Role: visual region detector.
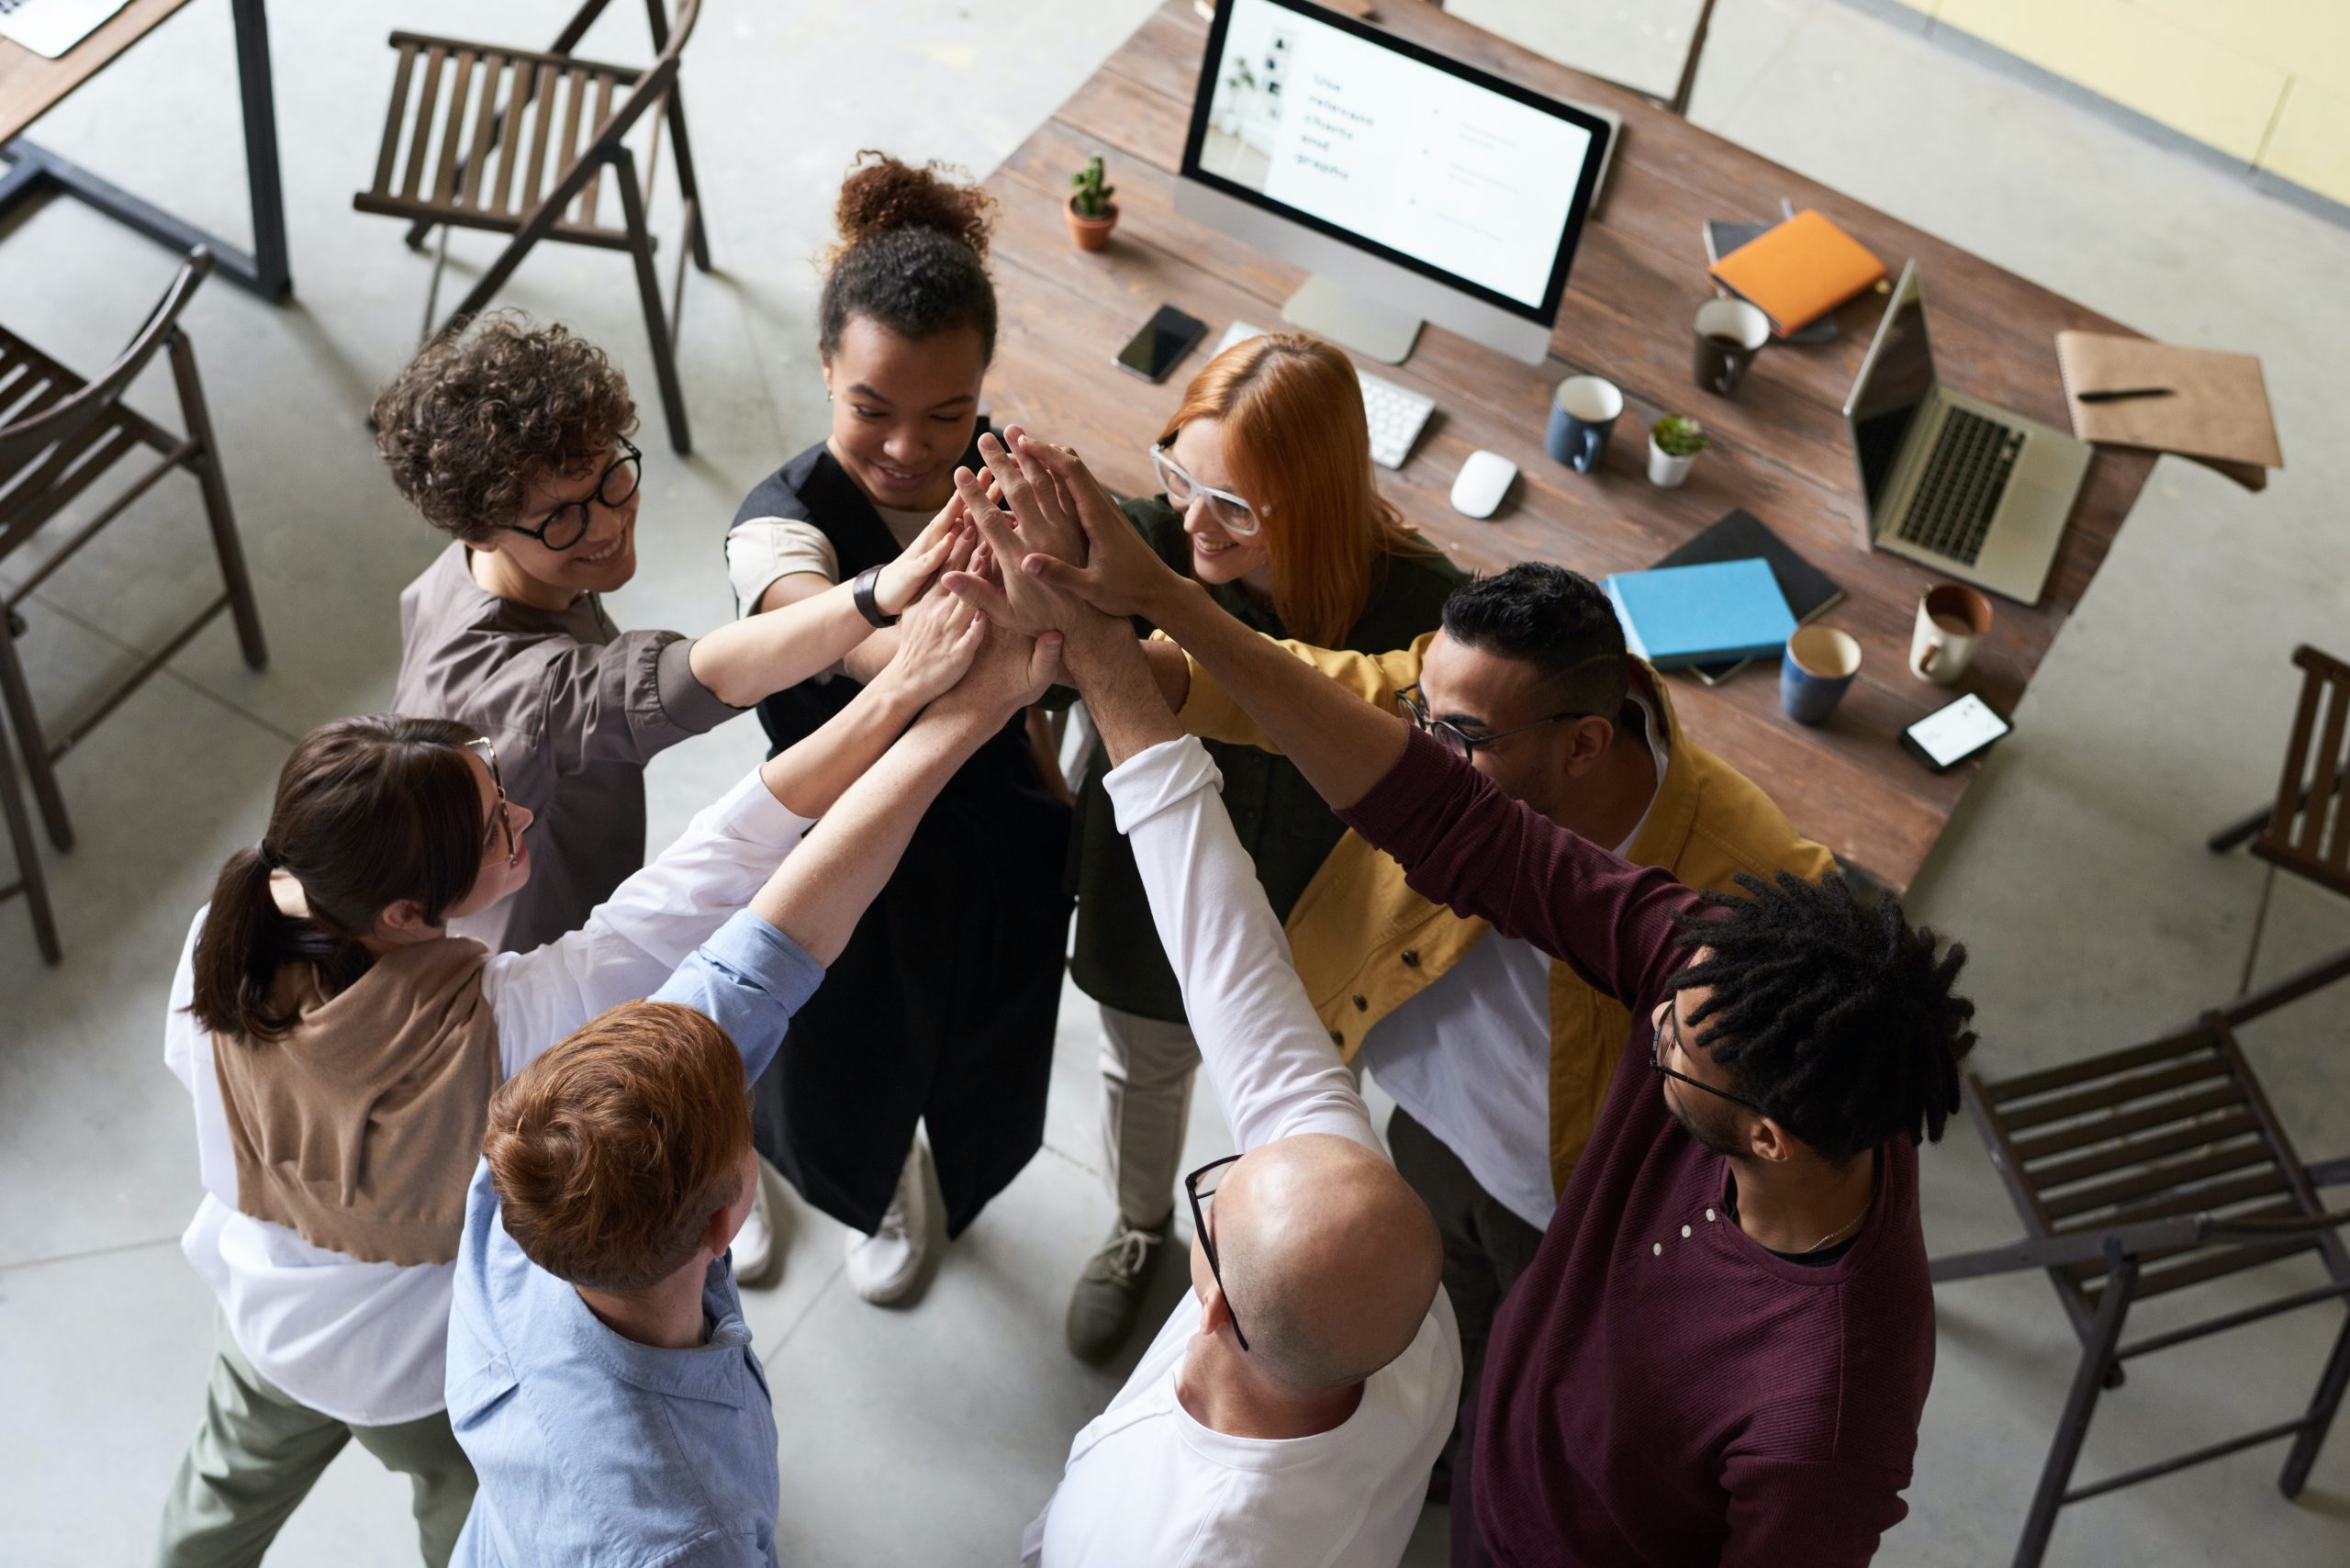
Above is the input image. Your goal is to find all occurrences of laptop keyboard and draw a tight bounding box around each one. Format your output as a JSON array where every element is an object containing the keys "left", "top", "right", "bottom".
[{"left": 1895, "top": 407, "right": 2025, "bottom": 566}]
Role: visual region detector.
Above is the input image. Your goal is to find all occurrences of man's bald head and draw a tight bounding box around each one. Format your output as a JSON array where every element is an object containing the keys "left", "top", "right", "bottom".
[{"left": 1202, "top": 1133, "right": 1443, "bottom": 1394}]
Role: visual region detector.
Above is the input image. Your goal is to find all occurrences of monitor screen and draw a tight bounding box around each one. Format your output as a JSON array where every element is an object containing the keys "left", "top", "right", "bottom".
[
  {"left": 1847, "top": 268, "right": 1937, "bottom": 513},
  {"left": 1181, "top": 0, "right": 1606, "bottom": 322}
]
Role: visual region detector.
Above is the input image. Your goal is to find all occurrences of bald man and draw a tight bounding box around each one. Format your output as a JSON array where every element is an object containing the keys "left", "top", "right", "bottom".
[{"left": 1015, "top": 561, "right": 1460, "bottom": 1567}]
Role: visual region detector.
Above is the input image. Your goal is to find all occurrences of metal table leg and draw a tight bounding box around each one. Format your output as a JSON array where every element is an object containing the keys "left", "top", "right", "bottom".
[{"left": 0, "top": 0, "right": 291, "bottom": 300}]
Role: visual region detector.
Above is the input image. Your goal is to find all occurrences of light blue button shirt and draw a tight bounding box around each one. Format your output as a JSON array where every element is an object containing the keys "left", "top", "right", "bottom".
[{"left": 446, "top": 909, "right": 824, "bottom": 1567}]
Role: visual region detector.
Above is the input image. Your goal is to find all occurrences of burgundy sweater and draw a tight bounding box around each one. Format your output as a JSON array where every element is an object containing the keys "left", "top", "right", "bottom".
[{"left": 1341, "top": 729, "right": 1933, "bottom": 1567}]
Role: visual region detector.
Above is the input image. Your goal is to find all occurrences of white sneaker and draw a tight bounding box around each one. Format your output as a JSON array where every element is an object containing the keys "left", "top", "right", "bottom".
[
  {"left": 845, "top": 1142, "right": 932, "bottom": 1305},
  {"left": 732, "top": 1160, "right": 783, "bottom": 1289}
]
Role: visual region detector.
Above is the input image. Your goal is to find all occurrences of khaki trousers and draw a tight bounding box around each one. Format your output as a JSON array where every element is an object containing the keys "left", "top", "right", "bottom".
[
  {"left": 1096, "top": 1002, "right": 1201, "bottom": 1227},
  {"left": 155, "top": 1313, "right": 476, "bottom": 1568}
]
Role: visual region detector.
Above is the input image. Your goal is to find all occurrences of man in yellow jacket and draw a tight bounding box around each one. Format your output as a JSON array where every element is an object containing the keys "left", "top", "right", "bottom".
[{"left": 1168, "top": 564, "right": 1833, "bottom": 1496}]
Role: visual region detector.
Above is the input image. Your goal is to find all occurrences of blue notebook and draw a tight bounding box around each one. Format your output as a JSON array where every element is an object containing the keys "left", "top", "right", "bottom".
[{"left": 1603, "top": 558, "right": 1796, "bottom": 670}]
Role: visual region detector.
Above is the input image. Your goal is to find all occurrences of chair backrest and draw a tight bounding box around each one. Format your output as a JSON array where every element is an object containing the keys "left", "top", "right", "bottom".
[
  {"left": 2253, "top": 644, "right": 2350, "bottom": 900},
  {"left": 575, "top": 0, "right": 700, "bottom": 162},
  {"left": 0, "top": 249, "right": 213, "bottom": 545},
  {"left": 1965, "top": 1011, "right": 2346, "bottom": 1313}
]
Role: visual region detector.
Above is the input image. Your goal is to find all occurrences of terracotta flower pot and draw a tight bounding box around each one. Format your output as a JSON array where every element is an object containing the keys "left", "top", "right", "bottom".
[{"left": 1067, "top": 196, "right": 1119, "bottom": 252}]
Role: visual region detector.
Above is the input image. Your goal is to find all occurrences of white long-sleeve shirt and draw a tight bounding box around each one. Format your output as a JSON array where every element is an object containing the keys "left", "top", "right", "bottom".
[
  {"left": 163, "top": 767, "right": 812, "bottom": 1426},
  {"left": 1027, "top": 737, "right": 1460, "bottom": 1568}
]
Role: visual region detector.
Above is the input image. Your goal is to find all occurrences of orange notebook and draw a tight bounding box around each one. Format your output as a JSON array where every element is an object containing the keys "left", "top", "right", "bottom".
[{"left": 1707, "top": 211, "right": 1886, "bottom": 338}]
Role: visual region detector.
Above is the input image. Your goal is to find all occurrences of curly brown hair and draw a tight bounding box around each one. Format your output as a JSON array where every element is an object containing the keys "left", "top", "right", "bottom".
[
  {"left": 372, "top": 313, "right": 638, "bottom": 543},
  {"left": 818, "top": 151, "right": 998, "bottom": 364}
]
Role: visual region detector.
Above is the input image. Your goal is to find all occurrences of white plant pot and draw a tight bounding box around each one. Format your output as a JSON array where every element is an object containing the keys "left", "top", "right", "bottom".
[{"left": 1648, "top": 438, "right": 1697, "bottom": 488}]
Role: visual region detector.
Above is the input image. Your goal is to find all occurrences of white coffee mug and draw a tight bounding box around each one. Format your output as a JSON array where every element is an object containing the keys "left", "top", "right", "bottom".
[{"left": 1909, "top": 583, "right": 1992, "bottom": 686}]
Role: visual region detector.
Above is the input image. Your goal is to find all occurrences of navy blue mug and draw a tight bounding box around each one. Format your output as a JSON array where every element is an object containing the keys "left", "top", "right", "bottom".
[
  {"left": 1781, "top": 626, "right": 1862, "bottom": 726},
  {"left": 1546, "top": 375, "right": 1623, "bottom": 474}
]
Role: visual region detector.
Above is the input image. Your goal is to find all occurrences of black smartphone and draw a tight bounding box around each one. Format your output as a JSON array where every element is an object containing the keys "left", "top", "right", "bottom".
[
  {"left": 1116, "top": 303, "right": 1209, "bottom": 384},
  {"left": 1901, "top": 693, "right": 2011, "bottom": 773}
]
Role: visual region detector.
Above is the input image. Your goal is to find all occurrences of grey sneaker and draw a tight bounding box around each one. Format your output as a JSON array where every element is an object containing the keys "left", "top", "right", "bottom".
[{"left": 1066, "top": 1216, "right": 1171, "bottom": 1363}]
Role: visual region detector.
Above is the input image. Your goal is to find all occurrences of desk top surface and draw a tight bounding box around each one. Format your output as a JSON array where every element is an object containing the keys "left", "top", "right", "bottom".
[
  {"left": 0, "top": 0, "right": 193, "bottom": 146},
  {"left": 982, "top": 0, "right": 2155, "bottom": 891}
]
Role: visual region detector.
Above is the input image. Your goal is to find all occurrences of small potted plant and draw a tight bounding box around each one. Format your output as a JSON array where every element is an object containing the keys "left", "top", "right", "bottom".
[
  {"left": 1067, "top": 154, "right": 1118, "bottom": 252},
  {"left": 1648, "top": 415, "right": 1709, "bottom": 488}
]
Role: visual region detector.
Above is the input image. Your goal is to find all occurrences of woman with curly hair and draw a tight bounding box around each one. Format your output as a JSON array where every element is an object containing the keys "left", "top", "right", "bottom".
[
  {"left": 722, "top": 153, "right": 1072, "bottom": 1304},
  {"left": 376, "top": 315, "right": 968, "bottom": 1282}
]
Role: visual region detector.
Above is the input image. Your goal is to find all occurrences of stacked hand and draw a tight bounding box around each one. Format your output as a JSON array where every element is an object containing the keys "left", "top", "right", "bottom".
[
  {"left": 871, "top": 468, "right": 1002, "bottom": 619},
  {"left": 940, "top": 428, "right": 1194, "bottom": 656}
]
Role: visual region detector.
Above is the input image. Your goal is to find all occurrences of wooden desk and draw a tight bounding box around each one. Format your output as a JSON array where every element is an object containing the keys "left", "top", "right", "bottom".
[
  {"left": 982, "top": 0, "right": 2154, "bottom": 891},
  {"left": 0, "top": 0, "right": 289, "bottom": 297}
]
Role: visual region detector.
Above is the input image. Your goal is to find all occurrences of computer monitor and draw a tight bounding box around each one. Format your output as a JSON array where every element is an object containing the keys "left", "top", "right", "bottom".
[{"left": 1176, "top": 0, "right": 1612, "bottom": 366}]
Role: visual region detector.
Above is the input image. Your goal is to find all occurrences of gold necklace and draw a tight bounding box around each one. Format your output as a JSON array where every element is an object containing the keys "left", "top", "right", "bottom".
[{"left": 1806, "top": 1204, "right": 1870, "bottom": 1254}]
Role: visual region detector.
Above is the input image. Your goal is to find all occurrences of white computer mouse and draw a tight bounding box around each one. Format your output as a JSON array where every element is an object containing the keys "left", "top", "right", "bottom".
[{"left": 1450, "top": 450, "right": 1517, "bottom": 519}]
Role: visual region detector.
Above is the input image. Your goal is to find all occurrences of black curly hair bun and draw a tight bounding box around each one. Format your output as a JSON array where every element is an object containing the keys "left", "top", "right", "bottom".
[{"left": 820, "top": 152, "right": 1000, "bottom": 364}]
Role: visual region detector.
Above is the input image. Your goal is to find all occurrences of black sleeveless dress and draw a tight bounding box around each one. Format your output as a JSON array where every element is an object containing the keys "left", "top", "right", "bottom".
[{"left": 727, "top": 430, "right": 1072, "bottom": 1236}]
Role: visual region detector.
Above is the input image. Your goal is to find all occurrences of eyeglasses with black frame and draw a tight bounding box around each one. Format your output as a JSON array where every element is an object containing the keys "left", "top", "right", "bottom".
[
  {"left": 1650, "top": 997, "right": 1766, "bottom": 1114},
  {"left": 1184, "top": 1152, "right": 1249, "bottom": 1351},
  {"left": 464, "top": 737, "right": 520, "bottom": 868},
  {"left": 1393, "top": 681, "right": 1595, "bottom": 763},
  {"left": 503, "top": 438, "right": 643, "bottom": 551}
]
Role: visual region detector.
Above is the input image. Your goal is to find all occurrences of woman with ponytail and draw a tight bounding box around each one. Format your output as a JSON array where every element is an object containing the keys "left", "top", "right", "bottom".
[
  {"left": 1059, "top": 333, "right": 1465, "bottom": 1364},
  {"left": 154, "top": 590, "right": 984, "bottom": 1566},
  {"left": 722, "top": 152, "right": 1072, "bottom": 1305}
]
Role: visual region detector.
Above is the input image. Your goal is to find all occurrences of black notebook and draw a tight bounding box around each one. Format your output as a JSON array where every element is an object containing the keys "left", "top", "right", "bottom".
[{"left": 1650, "top": 510, "right": 1845, "bottom": 686}]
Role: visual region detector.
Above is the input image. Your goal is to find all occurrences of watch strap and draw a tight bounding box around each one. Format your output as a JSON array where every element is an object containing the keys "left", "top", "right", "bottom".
[{"left": 852, "top": 565, "right": 898, "bottom": 628}]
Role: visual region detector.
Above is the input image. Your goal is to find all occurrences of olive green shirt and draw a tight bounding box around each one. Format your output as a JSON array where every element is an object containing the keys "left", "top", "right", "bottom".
[{"left": 1067, "top": 496, "right": 1465, "bottom": 1023}]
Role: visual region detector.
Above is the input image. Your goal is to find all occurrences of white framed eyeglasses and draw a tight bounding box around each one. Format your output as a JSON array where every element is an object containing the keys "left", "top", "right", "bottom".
[{"left": 1150, "top": 443, "right": 1260, "bottom": 537}]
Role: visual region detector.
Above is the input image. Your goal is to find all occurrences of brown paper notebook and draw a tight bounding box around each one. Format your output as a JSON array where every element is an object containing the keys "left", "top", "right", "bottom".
[{"left": 2054, "top": 331, "right": 2282, "bottom": 492}]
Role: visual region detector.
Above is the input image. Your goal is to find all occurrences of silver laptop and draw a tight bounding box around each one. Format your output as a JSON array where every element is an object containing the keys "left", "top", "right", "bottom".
[
  {"left": 0, "top": 0, "right": 129, "bottom": 59},
  {"left": 1842, "top": 260, "right": 2090, "bottom": 605}
]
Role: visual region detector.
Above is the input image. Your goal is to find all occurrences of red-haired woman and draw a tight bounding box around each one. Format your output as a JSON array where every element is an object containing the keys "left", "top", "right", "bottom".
[{"left": 1061, "top": 333, "right": 1464, "bottom": 1361}]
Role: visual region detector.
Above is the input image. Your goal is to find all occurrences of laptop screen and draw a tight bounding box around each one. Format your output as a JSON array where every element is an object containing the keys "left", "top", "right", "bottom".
[{"left": 1845, "top": 263, "right": 1936, "bottom": 517}]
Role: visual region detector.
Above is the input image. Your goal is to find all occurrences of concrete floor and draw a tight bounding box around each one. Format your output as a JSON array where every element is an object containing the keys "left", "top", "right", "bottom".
[{"left": 2, "top": 1, "right": 2347, "bottom": 1563}]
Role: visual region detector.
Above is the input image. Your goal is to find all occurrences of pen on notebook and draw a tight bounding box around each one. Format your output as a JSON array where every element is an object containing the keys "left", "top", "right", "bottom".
[{"left": 2077, "top": 386, "right": 2175, "bottom": 403}]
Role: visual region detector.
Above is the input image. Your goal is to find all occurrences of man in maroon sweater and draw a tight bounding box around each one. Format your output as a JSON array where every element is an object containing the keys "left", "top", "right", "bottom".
[{"left": 957, "top": 432, "right": 1979, "bottom": 1568}]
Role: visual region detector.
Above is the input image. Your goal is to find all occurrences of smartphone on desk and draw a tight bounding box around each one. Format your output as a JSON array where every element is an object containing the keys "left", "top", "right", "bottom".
[
  {"left": 1902, "top": 693, "right": 2010, "bottom": 773},
  {"left": 1116, "top": 304, "right": 1208, "bottom": 384}
]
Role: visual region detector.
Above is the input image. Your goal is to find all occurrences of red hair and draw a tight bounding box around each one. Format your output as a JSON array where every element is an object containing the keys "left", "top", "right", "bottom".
[{"left": 1160, "top": 334, "right": 1426, "bottom": 645}]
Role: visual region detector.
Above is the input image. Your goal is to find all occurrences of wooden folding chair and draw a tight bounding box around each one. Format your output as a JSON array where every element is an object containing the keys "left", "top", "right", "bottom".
[
  {"left": 0, "top": 247, "right": 269, "bottom": 863},
  {"left": 353, "top": 0, "right": 711, "bottom": 454},
  {"left": 2210, "top": 644, "right": 2350, "bottom": 993},
  {"left": 1932, "top": 963, "right": 2350, "bottom": 1568},
  {"left": 0, "top": 695, "right": 60, "bottom": 964}
]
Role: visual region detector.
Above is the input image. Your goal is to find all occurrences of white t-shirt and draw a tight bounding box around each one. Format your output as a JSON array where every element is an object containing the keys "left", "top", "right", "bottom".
[
  {"left": 1024, "top": 1291, "right": 1460, "bottom": 1568},
  {"left": 1356, "top": 691, "right": 1670, "bottom": 1230},
  {"left": 1024, "top": 736, "right": 1462, "bottom": 1567}
]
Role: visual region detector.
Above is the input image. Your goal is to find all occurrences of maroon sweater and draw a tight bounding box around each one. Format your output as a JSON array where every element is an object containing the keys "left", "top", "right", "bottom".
[{"left": 1341, "top": 728, "right": 1933, "bottom": 1567}]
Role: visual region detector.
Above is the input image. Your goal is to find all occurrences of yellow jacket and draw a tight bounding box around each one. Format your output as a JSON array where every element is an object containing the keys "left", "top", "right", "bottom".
[{"left": 1175, "top": 633, "right": 1836, "bottom": 1197}]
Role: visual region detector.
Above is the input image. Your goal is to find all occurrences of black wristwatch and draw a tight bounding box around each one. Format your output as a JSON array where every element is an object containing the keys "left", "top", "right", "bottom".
[{"left": 852, "top": 565, "right": 898, "bottom": 628}]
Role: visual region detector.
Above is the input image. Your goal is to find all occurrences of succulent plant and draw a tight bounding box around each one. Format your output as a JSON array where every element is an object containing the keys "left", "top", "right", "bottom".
[{"left": 1651, "top": 415, "right": 1710, "bottom": 456}]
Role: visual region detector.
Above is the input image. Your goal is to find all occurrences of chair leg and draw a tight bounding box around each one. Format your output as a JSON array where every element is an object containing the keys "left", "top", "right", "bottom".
[
  {"left": 0, "top": 613, "right": 71, "bottom": 851},
  {"left": 2280, "top": 1306, "right": 2350, "bottom": 1498},
  {"left": 663, "top": 88, "right": 711, "bottom": 272},
  {"left": 2014, "top": 1252, "right": 2139, "bottom": 1568},
  {"left": 2239, "top": 863, "right": 2278, "bottom": 999},
  {"left": 2209, "top": 801, "right": 2274, "bottom": 853},
  {"left": 614, "top": 148, "right": 690, "bottom": 455},
  {"left": 0, "top": 705, "right": 62, "bottom": 963},
  {"left": 167, "top": 332, "right": 267, "bottom": 671}
]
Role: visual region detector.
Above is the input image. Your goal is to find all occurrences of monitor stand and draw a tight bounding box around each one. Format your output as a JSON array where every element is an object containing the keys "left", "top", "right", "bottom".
[{"left": 1281, "top": 274, "right": 1423, "bottom": 365}]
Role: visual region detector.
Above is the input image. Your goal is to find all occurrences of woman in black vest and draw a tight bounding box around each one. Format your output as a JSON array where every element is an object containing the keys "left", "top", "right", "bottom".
[{"left": 723, "top": 153, "right": 1069, "bottom": 1304}]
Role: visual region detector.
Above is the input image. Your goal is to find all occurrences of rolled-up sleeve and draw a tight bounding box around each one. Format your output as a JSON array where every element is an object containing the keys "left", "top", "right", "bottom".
[
  {"left": 651, "top": 909, "right": 827, "bottom": 1081},
  {"left": 725, "top": 517, "right": 839, "bottom": 616}
]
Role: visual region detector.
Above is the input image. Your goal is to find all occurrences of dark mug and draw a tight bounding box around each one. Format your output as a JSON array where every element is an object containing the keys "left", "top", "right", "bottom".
[
  {"left": 1694, "top": 297, "right": 1771, "bottom": 397},
  {"left": 1547, "top": 375, "right": 1623, "bottom": 474},
  {"left": 1780, "top": 626, "right": 1862, "bottom": 726}
]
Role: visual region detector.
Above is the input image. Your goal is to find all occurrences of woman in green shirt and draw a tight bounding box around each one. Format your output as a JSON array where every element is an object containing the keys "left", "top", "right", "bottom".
[{"left": 1062, "top": 332, "right": 1464, "bottom": 1361}]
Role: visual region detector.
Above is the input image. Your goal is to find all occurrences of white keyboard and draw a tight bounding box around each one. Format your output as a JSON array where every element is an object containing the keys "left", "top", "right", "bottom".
[{"left": 1214, "top": 321, "right": 1434, "bottom": 470}]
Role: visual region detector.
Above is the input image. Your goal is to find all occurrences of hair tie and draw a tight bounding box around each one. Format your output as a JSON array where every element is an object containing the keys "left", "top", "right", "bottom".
[{"left": 254, "top": 840, "right": 279, "bottom": 871}]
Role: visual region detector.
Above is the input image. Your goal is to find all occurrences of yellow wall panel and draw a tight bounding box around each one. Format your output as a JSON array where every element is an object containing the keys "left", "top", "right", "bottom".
[
  {"left": 2263, "top": 77, "right": 2350, "bottom": 207},
  {"left": 1938, "top": 0, "right": 2288, "bottom": 162},
  {"left": 2124, "top": 0, "right": 2350, "bottom": 100}
]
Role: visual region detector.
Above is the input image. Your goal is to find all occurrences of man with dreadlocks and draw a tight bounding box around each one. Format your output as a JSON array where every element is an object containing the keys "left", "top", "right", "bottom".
[{"left": 985, "top": 431, "right": 1979, "bottom": 1568}]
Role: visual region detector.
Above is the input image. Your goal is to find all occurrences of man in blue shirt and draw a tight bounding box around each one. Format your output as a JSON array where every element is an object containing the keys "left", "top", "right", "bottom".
[{"left": 443, "top": 617, "right": 1064, "bottom": 1565}]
